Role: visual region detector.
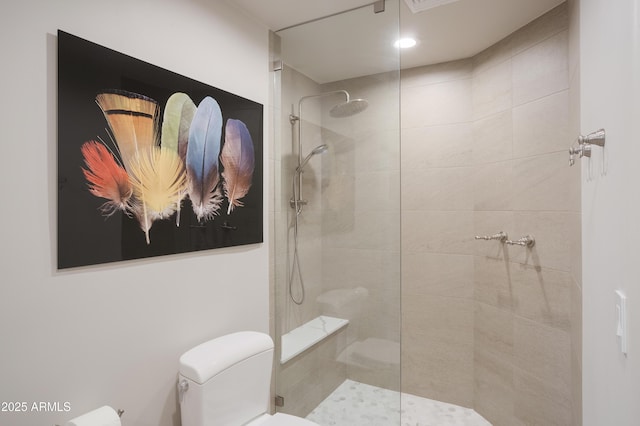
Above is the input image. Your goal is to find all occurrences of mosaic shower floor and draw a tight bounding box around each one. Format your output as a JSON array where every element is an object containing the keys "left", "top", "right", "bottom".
[{"left": 306, "top": 380, "right": 492, "bottom": 426}]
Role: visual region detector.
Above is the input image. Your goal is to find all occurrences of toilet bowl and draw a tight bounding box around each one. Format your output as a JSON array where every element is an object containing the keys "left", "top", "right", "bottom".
[{"left": 178, "top": 331, "right": 319, "bottom": 426}]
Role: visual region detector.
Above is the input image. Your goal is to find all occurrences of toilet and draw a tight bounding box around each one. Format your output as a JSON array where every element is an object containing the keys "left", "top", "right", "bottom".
[{"left": 178, "top": 331, "right": 319, "bottom": 426}]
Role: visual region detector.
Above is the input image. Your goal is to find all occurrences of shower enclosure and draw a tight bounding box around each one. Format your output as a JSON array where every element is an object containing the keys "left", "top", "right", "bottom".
[
  {"left": 270, "top": 1, "right": 579, "bottom": 424},
  {"left": 270, "top": 0, "right": 402, "bottom": 423}
]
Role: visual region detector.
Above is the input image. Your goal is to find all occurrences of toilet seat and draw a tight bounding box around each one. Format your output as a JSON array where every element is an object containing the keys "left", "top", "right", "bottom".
[{"left": 247, "top": 412, "right": 319, "bottom": 426}]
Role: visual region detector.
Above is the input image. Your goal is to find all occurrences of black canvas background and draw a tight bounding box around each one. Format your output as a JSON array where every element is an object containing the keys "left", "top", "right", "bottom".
[{"left": 57, "top": 31, "right": 264, "bottom": 269}]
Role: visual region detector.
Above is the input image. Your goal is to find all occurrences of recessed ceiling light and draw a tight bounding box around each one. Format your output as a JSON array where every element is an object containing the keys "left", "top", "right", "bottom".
[{"left": 394, "top": 38, "right": 417, "bottom": 49}]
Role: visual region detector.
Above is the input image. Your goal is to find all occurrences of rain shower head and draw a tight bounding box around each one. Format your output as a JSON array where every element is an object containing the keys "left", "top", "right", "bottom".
[
  {"left": 297, "top": 144, "right": 328, "bottom": 172},
  {"left": 329, "top": 98, "right": 369, "bottom": 118},
  {"left": 292, "top": 90, "right": 369, "bottom": 121}
]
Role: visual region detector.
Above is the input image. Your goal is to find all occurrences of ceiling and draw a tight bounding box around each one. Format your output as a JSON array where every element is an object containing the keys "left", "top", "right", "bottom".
[{"left": 230, "top": 0, "right": 565, "bottom": 83}]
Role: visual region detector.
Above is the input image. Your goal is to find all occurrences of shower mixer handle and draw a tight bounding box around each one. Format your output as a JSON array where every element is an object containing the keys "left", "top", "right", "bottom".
[
  {"left": 569, "top": 128, "right": 605, "bottom": 166},
  {"left": 569, "top": 143, "right": 591, "bottom": 166},
  {"left": 290, "top": 198, "right": 308, "bottom": 208}
]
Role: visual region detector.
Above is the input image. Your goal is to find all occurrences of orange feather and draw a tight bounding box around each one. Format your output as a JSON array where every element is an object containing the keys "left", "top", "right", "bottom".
[{"left": 81, "top": 140, "right": 132, "bottom": 215}]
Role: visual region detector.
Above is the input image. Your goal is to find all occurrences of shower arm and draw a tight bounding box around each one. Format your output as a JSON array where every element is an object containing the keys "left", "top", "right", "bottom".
[{"left": 289, "top": 90, "right": 349, "bottom": 211}]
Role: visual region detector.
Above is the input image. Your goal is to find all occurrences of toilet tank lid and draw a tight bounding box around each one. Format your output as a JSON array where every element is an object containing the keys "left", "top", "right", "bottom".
[{"left": 179, "top": 331, "right": 274, "bottom": 384}]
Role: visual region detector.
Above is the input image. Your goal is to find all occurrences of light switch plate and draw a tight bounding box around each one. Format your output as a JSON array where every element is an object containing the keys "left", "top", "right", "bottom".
[{"left": 616, "top": 290, "right": 627, "bottom": 355}]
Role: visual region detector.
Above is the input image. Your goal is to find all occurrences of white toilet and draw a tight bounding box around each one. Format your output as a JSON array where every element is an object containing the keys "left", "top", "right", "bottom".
[{"left": 178, "top": 331, "right": 319, "bottom": 426}]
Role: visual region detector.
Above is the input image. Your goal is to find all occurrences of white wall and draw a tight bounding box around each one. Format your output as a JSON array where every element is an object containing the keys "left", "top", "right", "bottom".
[
  {"left": 581, "top": 0, "right": 640, "bottom": 424},
  {"left": 0, "top": 1, "right": 270, "bottom": 425}
]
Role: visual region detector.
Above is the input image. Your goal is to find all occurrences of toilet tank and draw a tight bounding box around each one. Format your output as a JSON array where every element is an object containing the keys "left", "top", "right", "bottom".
[{"left": 178, "top": 331, "right": 274, "bottom": 426}]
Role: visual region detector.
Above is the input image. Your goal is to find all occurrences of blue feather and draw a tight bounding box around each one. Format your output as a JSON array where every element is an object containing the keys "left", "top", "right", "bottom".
[{"left": 186, "top": 96, "right": 223, "bottom": 221}]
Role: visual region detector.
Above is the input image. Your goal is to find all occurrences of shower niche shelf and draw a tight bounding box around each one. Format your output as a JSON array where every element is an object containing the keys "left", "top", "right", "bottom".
[{"left": 280, "top": 315, "right": 349, "bottom": 364}]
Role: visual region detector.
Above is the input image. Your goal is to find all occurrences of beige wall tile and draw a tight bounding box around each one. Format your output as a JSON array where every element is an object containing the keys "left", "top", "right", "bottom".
[
  {"left": 402, "top": 123, "right": 473, "bottom": 169},
  {"left": 402, "top": 167, "right": 474, "bottom": 211},
  {"left": 402, "top": 294, "right": 474, "bottom": 407},
  {"left": 359, "top": 288, "right": 401, "bottom": 342},
  {"left": 321, "top": 248, "right": 393, "bottom": 293},
  {"left": 472, "top": 60, "right": 512, "bottom": 120},
  {"left": 474, "top": 255, "right": 514, "bottom": 310},
  {"left": 326, "top": 210, "right": 400, "bottom": 251},
  {"left": 513, "top": 90, "right": 570, "bottom": 158},
  {"left": 403, "top": 252, "right": 473, "bottom": 298},
  {"left": 402, "top": 78, "right": 472, "bottom": 128},
  {"left": 511, "top": 264, "right": 572, "bottom": 332},
  {"left": 475, "top": 301, "right": 514, "bottom": 356},
  {"left": 513, "top": 367, "right": 572, "bottom": 426},
  {"left": 513, "top": 317, "right": 571, "bottom": 395},
  {"left": 402, "top": 59, "right": 473, "bottom": 88},
  {"left": 509, "top": 2, "right": 568, "bottom": 56},
  {"left": 511, "top": 211, "right": 572, "bottom": 272},
  {"left": 512, "top": 30, "right": 569, "bottom": 106},
  {"left": 474, "top": 349, "right": 518, "bottom": 426},
  {"left": 473, "top": 161, "right": 514, "bottom": 211},
  {"left": 511, "top": 151, "right": 572, "bottom": 211},
  {"left": 352, "top": 129, "right": 400, "bottom": 173},
  {"left": 402, "top": 59, "right": 472, "bottom": 88},
  {"left": 473, "top": 36, "right": 512, "bottom": 77},
  {"left": 402, "top": 210, "right": 474, "bottom": 255},
  {"left": 353, "top": 170, "right": 399, "bottom": 212},
  {"left": 348, "top": 367, "right": 401, "bottom": 392},
  {"left": 472, "top": 110, "right": 513, "bottom": 165}
]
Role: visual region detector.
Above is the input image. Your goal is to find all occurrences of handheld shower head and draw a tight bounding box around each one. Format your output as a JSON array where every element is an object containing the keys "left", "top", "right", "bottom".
[{"left": 297, "top": 144, "right": 328, "bottom": 172}]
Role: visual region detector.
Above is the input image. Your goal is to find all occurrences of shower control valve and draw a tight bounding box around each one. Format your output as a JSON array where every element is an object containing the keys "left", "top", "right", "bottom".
[
  {"left": 569, "top": 143, "right": 591, "bottom": 165},
  {"left": 569, "top": 128, "right": 605, "bottom": 166},
  {"left": 290, "top": 198, "right": 308, "bottom": 208}
]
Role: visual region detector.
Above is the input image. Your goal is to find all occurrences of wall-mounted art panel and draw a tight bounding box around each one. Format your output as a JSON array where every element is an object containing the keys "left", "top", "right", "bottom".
[{"left": 57, "top": 31, "right": 263, "bottom": 269}]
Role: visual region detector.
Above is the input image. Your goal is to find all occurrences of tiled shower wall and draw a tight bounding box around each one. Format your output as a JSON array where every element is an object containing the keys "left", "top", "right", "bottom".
[{"left": 401, "top": 3, "right": 580, "bottom": 425}]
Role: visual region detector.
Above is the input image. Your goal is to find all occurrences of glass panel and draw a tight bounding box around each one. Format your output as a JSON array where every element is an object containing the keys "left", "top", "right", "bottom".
[{"left": 272, "top": 1, "right": 401, "bottom": 425}]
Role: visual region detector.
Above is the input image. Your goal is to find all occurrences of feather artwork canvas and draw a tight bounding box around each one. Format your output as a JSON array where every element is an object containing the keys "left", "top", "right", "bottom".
[{"left": 57, "top": 31, "right": 263, "bottom": 269}]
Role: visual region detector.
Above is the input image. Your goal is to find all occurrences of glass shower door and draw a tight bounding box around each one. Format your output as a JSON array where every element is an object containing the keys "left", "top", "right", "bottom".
[{"left": 271, "top": 1, "right": 401, "bottom": 424}]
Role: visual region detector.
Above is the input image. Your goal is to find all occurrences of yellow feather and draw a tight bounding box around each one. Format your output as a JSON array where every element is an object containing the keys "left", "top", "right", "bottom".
[{"left": 128, "top": 147, "right": 187, "bottom": 243}]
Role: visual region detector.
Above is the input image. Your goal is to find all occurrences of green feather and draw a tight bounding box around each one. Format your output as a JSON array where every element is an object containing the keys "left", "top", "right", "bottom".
[{"left": 161, "top": 92, "right": 196, "bottom": 160}]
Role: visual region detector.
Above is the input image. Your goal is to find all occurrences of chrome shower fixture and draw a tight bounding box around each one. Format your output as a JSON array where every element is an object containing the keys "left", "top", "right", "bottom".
[
  {"left": 506, "top": 235, "right": 536, "bottom": 248},
  {"left": 289, "top": 90, "right": 368, "bottom": 214},
  {"left": 287, "top": 90, "right": 367, "bottom": 306},
  {"left": 329, "top": 97, "right": 369, "bottom": 118},
  {"left": 569, "top": 128, "right": 605, "bottom": 166},
  {"left": 290, "top": 144, "right": 328, "bottom": 210},
  {"left": 297, "top": 144, "right": 328, "bottom": 172},
  {"left": 289, "top": 89, "right": 368, "bottom": 123},
  {"left": 475, "top": 231, "right": 508, "bottom": 242}
]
